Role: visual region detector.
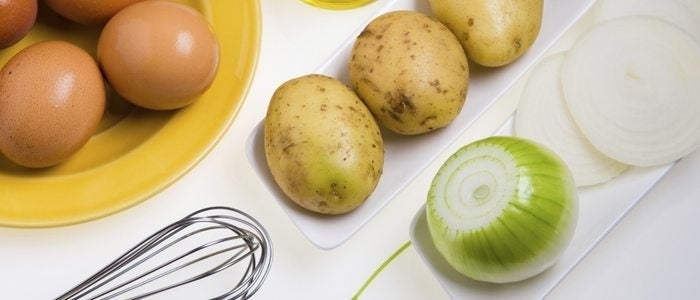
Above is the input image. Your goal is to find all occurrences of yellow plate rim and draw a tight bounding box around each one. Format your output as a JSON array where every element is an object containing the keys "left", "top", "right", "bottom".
[{"left": 0, "top": 0, "right": 262, "bottom": 228}]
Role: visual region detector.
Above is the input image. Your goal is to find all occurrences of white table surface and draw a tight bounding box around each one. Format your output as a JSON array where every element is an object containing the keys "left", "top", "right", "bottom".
[{"left": 1, "top": 0, "right": 698, "bottom": 299}]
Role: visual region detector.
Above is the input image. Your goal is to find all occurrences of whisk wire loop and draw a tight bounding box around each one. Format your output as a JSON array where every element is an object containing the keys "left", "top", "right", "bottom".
[{"left": 57, "top": 206, "right": 273, "bottom": 300}]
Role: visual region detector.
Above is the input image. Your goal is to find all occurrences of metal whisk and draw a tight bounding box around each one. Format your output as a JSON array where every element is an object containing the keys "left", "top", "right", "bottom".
[{"left": 57, "top": 206, "right": 273, "bottom": 300}]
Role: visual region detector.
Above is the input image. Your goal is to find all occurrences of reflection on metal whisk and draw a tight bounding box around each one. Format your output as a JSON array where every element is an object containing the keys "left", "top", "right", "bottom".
[{"left": 57, "top": 206, "right": 273, "bottom": 300}]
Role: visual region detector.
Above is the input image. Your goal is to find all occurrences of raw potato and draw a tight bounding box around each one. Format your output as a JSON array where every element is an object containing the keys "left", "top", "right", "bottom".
[
  {"left": 264, "top": 74, "right": 384, "bottom": 215},
  {"left": 349, "top": 10, "right": 469, "bottom": 135},
  {"left": 428, "top": 0, "right": 543, "bottom": 67}
]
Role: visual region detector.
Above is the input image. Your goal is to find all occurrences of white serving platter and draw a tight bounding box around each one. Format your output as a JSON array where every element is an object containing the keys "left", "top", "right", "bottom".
[
  {"left": 246, "top": 0, "right": 597, "bottom": 249},
  {"left": 409, "top": 117, "right": 674, "bottom": 299}
]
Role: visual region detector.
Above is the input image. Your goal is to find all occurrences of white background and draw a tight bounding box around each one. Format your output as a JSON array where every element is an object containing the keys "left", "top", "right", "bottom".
[{"left": 0, "top": 0, "right": 698, "bottom": 299}]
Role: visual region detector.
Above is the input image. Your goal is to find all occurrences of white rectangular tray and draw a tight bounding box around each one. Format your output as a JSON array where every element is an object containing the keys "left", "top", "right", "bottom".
[{"left": 246, "top": 0, "right": 597, "bottom": 249}]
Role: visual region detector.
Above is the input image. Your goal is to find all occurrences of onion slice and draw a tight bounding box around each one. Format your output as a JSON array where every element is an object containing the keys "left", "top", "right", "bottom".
[
  {"left": 561, "top": 16, "right": 700, "bottom": 167},
  {"left": 593, "top": 0, "right": 700, "bottom": 41},
  {"left": 515, "top": 53, "right": 628, "bottom": 186},
  {"left": 426, "top": 136, "right": 578, "bottom": 283}
]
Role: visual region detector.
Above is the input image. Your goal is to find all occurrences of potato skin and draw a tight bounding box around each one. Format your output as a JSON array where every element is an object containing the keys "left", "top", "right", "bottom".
[
  {"left": 349, "top": 10, "right": 469, "bottom": 135},
  {"left": 264, "top": 74, "right": 384, "bottom": 214},
  {"left": 429, "top": 0, "right": 543, "bottom": 67}
]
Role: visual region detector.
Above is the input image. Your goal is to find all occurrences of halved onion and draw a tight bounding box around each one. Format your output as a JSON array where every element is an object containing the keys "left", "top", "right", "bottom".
[
  {"left": 514, "top": 53, "right": 628, "bottom": 186},
  {"left": 561, "top": 16, "right": 700, "bottom": 167},
  {"left": 426, "top": 136, "right": 578, "bottom": 283}
]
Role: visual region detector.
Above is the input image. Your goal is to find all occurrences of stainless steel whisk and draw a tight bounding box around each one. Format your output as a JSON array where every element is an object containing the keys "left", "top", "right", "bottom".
[{"left": 57, "top": 206, "right": 273, "bottom": 300}]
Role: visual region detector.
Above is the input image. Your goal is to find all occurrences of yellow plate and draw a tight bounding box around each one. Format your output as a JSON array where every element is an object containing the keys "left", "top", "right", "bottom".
[{"left": 0, "top": 0, "right": 261, "bottom": 227}]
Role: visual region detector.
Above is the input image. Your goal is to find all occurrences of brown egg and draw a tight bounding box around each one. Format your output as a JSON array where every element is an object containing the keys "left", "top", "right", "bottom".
[
  {"left": 97, "top": 0, "right": 219, "bottom": 110},
  {"left": 43, "top": 0, "right": 145, "bottom": 26},
  {"left": 0, "top": 0, "right": 38, "bottom": 49},
  {"left": 0, "top": 41, "right": 106, "bottom": 168}
]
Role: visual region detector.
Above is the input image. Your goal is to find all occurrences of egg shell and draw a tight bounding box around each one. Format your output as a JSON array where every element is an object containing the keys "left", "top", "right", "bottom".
[
  {"left": 43, "top": 0, "right": 146, "bottom": 26},
  {"left": 97, "top": 0, "right": 219, "bottom": 110},
  {"left": 0, "top": 40, "right": 106, "bottom": 168},
  {"left": 0, "top": 0, "right": 38, "bottom": 49}
]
